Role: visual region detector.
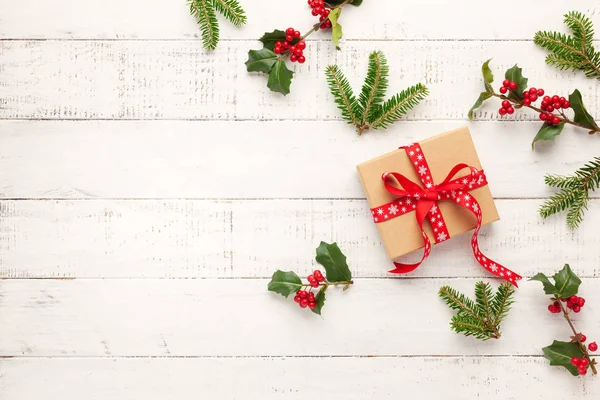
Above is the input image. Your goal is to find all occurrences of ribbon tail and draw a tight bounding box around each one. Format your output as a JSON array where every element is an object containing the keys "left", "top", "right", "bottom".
[
  {"left": 451, "top": 192, "right": 522, "bottom": 287},
  {"left": 389, "top": 227, "right": 433, "bottom": 275}
]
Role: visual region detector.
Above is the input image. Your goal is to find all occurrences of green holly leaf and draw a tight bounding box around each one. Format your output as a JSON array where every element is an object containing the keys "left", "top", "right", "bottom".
[
  {"left": 245, "top": 49, "right": 278, "bottom": 73},
  {"left": 311, "top": 286, "right": 327, "bottom": 316},
  {"left": 468, "top": 91, "right": 492, "bottom": 120},
  {"left": 505, "top": 64, "right": 528, "bottom": 101},
  {"left": 329, "top": 8, "right": 343, "bottom": 50},
  {"left": 529, "top": 273, "right": 558, "bottom": 295},
  {"left": 267, "top": 270, "right": 302, "bottom": 298},
  {"left": 267, "top": 60, "right": 294, "bottom": 96},
  {"left": 532, "top": 121, "right": 565, "bottom": 149},
  {"left": 482, "top": 59, "right": 494, "bottom": 91},
  {"left": 315, "top": 242, "right": 352, "bottom": 282},
  {"left": 259, "top": 30, "right": 287, "bottom": 51},
  {"left": 569, "top": 89, "right": 599, "bottom": 130},
  {"left": 553, "top": 264, "right": 581, "bottom": 298},
  {"left": 542, "top": 340, "right": 585, "bottom": 376},
  {"left": 328, "top": 0, "right": 362, "bottom": 6}
]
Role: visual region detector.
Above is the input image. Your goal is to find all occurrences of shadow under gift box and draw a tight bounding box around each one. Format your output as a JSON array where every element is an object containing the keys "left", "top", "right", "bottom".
[{"left": 356, "top": 126, "right": 499, "bottom": 263}]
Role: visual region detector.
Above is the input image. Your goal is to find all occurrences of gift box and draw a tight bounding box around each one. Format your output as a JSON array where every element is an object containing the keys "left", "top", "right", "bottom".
[{"left": 356, "top": 126, "right": 521, "bottom": 285}]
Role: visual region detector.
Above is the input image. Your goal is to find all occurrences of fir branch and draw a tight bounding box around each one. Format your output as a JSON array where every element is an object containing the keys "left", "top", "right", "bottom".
[
  {"left": 213, "top": 0, "right": 247, "bottom": 27},
  {"left": 325, "top": 65, "right": 363, "bottom": 130},
  {"left": 534, "top": 11, "right": 600, "bottom": 79},
  {"left": 439, "top": 282, "right": 515, "bottom": 341},
  {"left": 539, "top": 157, "right": 600, "bottom": 229},
  {"left": 368, "top": 84, "right": 429, "bottom": 130},
  {"left": 358, "top": 51, "right": 389, "bottom": 127},
  {"left": 189, "top": 0, "right": 247, "bottom": 50}
]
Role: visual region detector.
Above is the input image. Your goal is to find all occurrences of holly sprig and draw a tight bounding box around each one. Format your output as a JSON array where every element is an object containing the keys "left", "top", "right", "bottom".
[
  {"left": 188, "top": 0, "right": 247, "bottom": 50},
  {"left": 268, "top": 241, "right": 353, "bottom": 316},
  {"left": 469, "top": 60, "right": 599, "bottom": 148},
  {"left": 530, "top": 264, "right": 598, "bottom": 376},
  {"left": 325, "top": 51, "right": 428, "bottom": 134},
  {"left": 245, "top": 0, "right": 362, "bottom": 95},
  {"left": 438, "top": 282, "right": 515, "bottom": 341}
]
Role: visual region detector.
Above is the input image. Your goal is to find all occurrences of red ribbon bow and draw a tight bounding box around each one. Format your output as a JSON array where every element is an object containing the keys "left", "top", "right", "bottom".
[{"left": 371, "top": 143, "right": 521, "bottom": 286}]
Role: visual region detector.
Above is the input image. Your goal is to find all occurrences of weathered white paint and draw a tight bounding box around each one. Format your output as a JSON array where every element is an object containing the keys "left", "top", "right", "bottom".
[
  {"left": 0, "top": 278, "right": 598, "bottom": 357},
  {"left": 1, "top": 41, "right": 598, "bottom": 120},
  {"left": 1, "top": 357, "right": 597, "bottom": 399},
  {"left": 0, "top": 199, "right": 598, "bottom": 279},
  {"left": 1, "top": 121, "right": 598, "bottom": 199}
]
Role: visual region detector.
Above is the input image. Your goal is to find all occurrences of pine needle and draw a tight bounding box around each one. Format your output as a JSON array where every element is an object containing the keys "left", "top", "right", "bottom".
[
  {"left": 213, "top": 0, "right": 247, "bottom": 27},
  {"left": 369, "top": 84, "right": 429, "bottom": 130},
  {"left": 189, "top": 0, "right": 247, "bottom": 50},
  {"left": 539, "top": 157, "right": 600, "bottom": 229},
  {"left": 534, "top": 11, "right": 600, "bottom": 79},
  {"left": 439, "top": 282, "right": 515, "bottom": 341},
  {"left": 325, "top": 65, "right": 363, "bottom": 130},
  {"left": 358, "top": 51, "right": 389, "bottom": 126}
]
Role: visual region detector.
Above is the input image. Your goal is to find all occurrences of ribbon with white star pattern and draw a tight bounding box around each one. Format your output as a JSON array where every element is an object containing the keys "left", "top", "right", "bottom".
[{"left": 370, "top": 143, "right": 521, "bottom": 286}]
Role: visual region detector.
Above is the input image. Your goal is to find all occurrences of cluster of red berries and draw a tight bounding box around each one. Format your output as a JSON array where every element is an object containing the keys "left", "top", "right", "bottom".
[
  {"left": 548, "top": 294, "right": 587, "bottom": 313},
  {"left": 498, "top": 79, "right": 518, "bottom": 94},
  {"left": 294, "top": 289, "right": 316, "bottom": 309},
  {"left": 308, "top": 270, "right": 325, "bottom": 287},
  {"left": 308, "top": 0, "right": 333, "bottom": 29},
  {"left": 539, "top": 94, "right": 571, "bottom": 126},
  {"left": 274, "top": 28, "right": 307, "bottom": 63},
  {"left": 499, "top": 100, "right": 514, "bottom": 115},
  {"left": 571, "top": 356, "right": 591, "bottom": 375}
]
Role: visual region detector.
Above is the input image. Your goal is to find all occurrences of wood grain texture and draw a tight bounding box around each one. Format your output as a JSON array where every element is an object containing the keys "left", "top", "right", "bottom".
[
  {"left": 1, "top": 40, "right": 599, "bottom": 120},
  {"left": 1, "top": 199, "right": 598, "bottom": 279},
  {"left": 1, "top": 120, "right": 599, "bottom": 199},
  {"left": 1, "top": 357, "right": 597, "bottom": 400},
  {"left": 1, "top": 278, "right": 598, "bottom": 357},
  {"left": 0, "top": 0, "right": 597, "bottom": 40}
]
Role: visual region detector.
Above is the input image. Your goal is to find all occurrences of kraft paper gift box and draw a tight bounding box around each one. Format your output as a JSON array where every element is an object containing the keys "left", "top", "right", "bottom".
[{"left": 356, "top": 126, "right": 499, "bottom": 263}]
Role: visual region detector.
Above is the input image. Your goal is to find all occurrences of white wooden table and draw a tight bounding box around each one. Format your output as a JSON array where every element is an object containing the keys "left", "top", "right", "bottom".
[{"left": 1, "top": 1, "right": 599, "bottom": 398}]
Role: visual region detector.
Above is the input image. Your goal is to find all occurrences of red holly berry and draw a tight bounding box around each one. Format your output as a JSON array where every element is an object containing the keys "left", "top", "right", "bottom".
[
  {"left": 298, "top": 290, "right": 308, "bottom": 298},
  {"left": 509, "top": 81, "right": 517, "bottom": 90},
  {"left": 294, "top": 295, "right": 301, "bottom": 303},
  {"left": 580, "top": 358, "right": 589, "bottom": 368},
  {"left": 294, "top": 49, "right": 303, "bottom": 57},
  {"left": 579, "top": 367, "right": 588, "bottom": 376},
  {"left": 294, "top": 30, "right": 301, "bottom": 38},
  {"left": 286, "top": 28, "right": 295, "bottom": 36},
  {"left": 297, "top": 41, "right": 306, "bottom": 50},
  {"left": 282, "top": 42, "right": 290, "bottom": 49},
  {"left": 540, "top": 113, "right": 548, "bottom": 121},
  {"left": 573, "top": 304, "right": 581, "bottom": 313},
  {"left": 570, "top": 295, "right": 579, "bottom": 303},
  {"left": 523, "top": 98, "right": 531, "bottom": 106},
  {"left": 499, "top": 108, "right": 507, "bottom": 116},
  {"left": 579, "top": 334, "right": 587, "bottom": 342},
  {"left": 553, "top": 102, "right": 562, "bottom": 110},
  {"left": 571, "top": 357, "right": 581, "bottom": 366},
  {"left": 537, "top": 88, "right": 545, "bottom": 96},
  {"left": 578, "top": 298, "right": 585, "bottom": 307},
  {"left": 563, "top": 101, "right": 571, "bottom": 109},
  {"left": 285, "top": 34, "right": 293, "bottom": 42},
  {"left": 274, "top": 47, "right": 282, "bottom": 54},
  {"left": 300, "top": 298, "right": 308, "bottom": 308},
  {"left": 529, "top": 94, "right": 538, "bottom": 102},
  {"left": 552, "top": 116, "right": 561, "bottom": 125},
  {"left": 503, "top": 79, "right": 510, "bottom": 87},
  {"left": 552, "top": 95, "right": 559, "bottom": 102},
  {"left": 529, "top": 88, "right": 537, "bottom": 95},
  {"left": 546, "top": 105, "right": 554, "bottom": 112},
  {"left": 308, "top": 302, "right": 316, "bottom": 309},
  {"left": 506, "top": 107, "right": 515, "bottom": 115},
  {"left": 501, "top": 100, "right": 510, "bottom": 108},
  {"left": 311, "top": 8, "right": 319, "bottom": 16},
  {"left": 561, "top": 297, "right": 568, "bottom": 302},
  {"left": 589, "top": 342, "right": 598, "bottom": 352},
  {"left": 498, "top": 87, "right": 506, "bottom": 94}
]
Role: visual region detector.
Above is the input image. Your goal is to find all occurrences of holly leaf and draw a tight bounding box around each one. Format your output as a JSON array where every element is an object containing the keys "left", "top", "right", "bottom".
[
  {"left": 311, "top": 286, "right": 327, "bottom": 316},
  {"left": 569, "top": 89, "right": 599, "bottom": 130},
  {"left": 267, "top": 270, "right": 302, "bottom": 298},
  {"left": 553, "top": 264, "right": 581, "bottom": 298},
  {"left": 328, "top": 0, "right": 362, "bottom": 6},
  {"left": 468, "top": 91, "right": 492, "bottom": 120},
  {"left": 329, "top": 8, "right": 343, "bottom": 50},
  {"left": 315, "top": 242, "right": 352, "bottom": 282},
  {"left": 267, "top": 60, "right": 294, "bottom": 96},
  {"left": 529, "top": 273, "right": 558, "bottom": 295},
  {"left": 542, "top": 340, "right": 585, "bottom": 376},
  {"left": 482, "top": 59, "right": 494, "bottom": 91},
  {"left": 505, "top": 64, "right": 528, "bottom": 101},
  {"left": 245, "top": 49, "right": 278, "bottom": 74},
  {"left": 532, "top": 121, "right": 565, "bottom": 149},
  {"left": 259, "top": 30, "right": 286, "bottom": 51}
]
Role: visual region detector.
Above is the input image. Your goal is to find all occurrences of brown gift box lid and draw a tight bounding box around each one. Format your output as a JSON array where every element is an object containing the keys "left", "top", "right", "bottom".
[{"left": 356, "top": 126, "right": 499, "bottom": 262}]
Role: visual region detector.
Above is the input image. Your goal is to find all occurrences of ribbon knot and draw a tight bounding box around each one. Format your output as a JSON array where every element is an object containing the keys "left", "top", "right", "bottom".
[{"left": 371, "top": 143, "right": 521, "bottom": 286}]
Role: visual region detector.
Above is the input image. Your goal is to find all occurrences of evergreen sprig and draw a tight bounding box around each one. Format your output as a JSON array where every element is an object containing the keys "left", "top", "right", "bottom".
[
  {"left": 325, "top": 51, "right": 428, "bottom": 134},
  {"left": 534, "top": 11, "right": 600, "bottom": 79},
  {"left": 189, "top": 0, "right": 247, "bottom": 50},
  {"left": 439, "top": 282, "right": 515, "bottom": 340},
  {"left": 539, "top": 157, "right": 600, "bottom": 229}
]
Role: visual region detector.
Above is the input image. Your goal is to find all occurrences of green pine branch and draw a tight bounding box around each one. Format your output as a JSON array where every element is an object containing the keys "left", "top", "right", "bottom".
[
  {"left": 534, "top": 11, "right": 600, "bottom": 79},
  {"left": 439, "top": 282, "right": 515, "bottom": 341},
  {"left": 539, "top": 157, "right": 600, "bottom": 229},
  {"left": 189, "top": 0, "right": 247, "bottom": 50},
  {"left": 325, "top": 50, "right": 428, "bottom": 135}
]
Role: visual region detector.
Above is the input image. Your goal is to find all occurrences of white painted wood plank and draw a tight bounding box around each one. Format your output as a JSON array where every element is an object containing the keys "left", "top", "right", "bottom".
[
  {"left": 0, "top": 0, "right": 597, "bottom": 41},
  {"left": 1, "top": 357, "right": 597, "bottom": 399},
  {"left": 1, "top": 121, "right": 598, "bottom": 199},
  {"left": 1, "top": 278, "right": 598, "bottom": 357},
  {"left": 1, "top": 41, "right": 598, "bottom": 120},
  {"left": 1, "top": 199, "right": 599, "bottom": 279}
]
